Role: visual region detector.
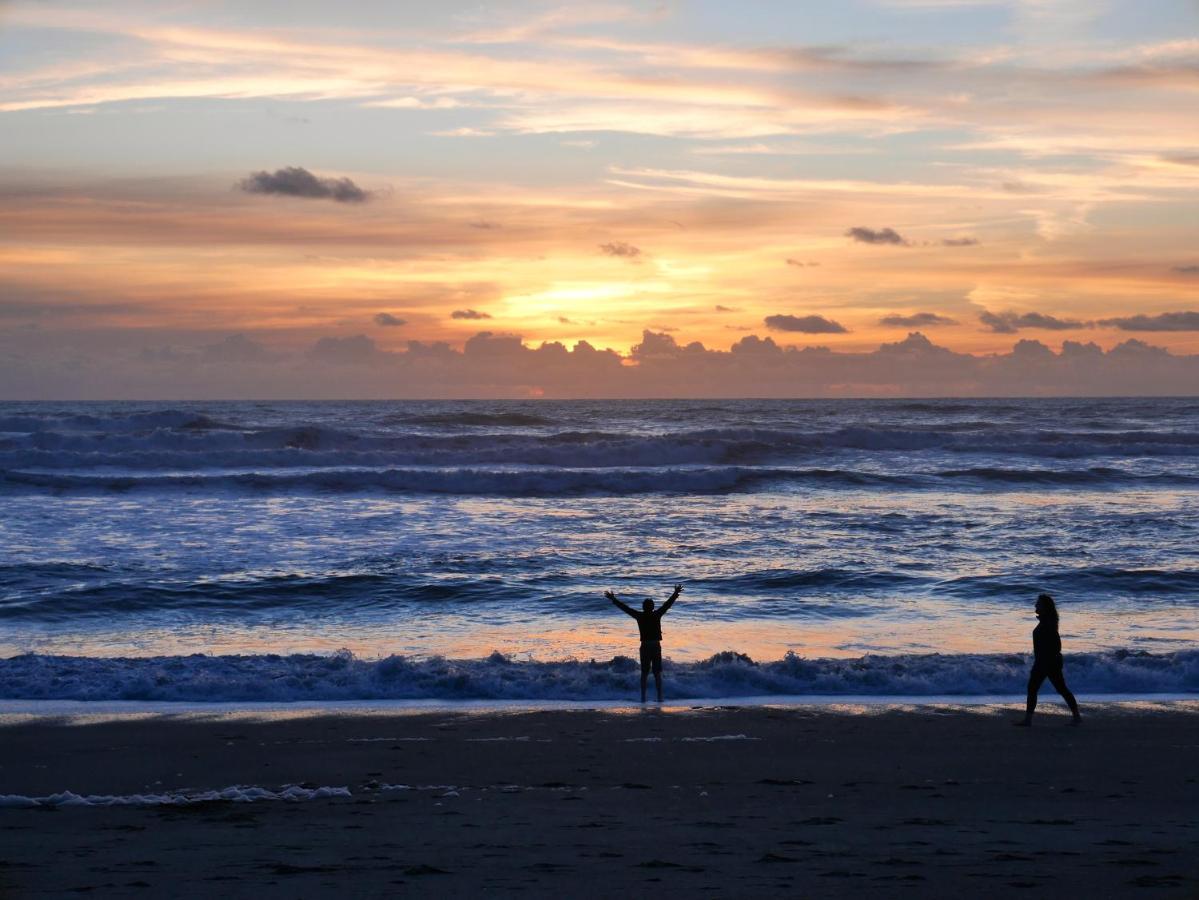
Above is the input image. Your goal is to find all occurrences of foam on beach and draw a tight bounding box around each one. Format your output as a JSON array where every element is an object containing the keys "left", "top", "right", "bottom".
[{"left": 0, "top": 784, "right": 351, "bottom": 808}]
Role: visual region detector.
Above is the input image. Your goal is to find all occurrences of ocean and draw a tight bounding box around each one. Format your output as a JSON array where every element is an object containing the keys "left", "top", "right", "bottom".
[{"left": 0, "top": 398, "right": 1196, "bottom": 702}]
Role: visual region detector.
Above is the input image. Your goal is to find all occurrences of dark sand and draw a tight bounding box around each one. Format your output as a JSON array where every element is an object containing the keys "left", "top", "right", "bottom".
[{"left": 1, "top": 702, "right": 1197, "bottom": 898}]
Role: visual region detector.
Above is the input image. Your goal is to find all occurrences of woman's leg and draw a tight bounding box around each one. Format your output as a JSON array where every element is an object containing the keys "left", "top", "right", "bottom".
[
  {"left": 1017, "top": 666, "right": 1048, "bottom": 724},
  {"left": 1047, "top": 669, "right": 1081, "bottom": 721}
]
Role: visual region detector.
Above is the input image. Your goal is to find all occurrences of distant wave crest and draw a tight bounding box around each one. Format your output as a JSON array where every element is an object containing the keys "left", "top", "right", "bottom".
[
  {"left": 2, "top": 464, "right": 1194, "bottom": 496},
  {"left": 3, "top": 405, "right": 1198, "bottom": 497}
]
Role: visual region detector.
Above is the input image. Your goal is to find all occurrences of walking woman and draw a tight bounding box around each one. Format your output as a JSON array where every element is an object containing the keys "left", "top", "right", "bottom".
[{"left": 1015, "top": 593, "right": 1082, "bottom": 726}]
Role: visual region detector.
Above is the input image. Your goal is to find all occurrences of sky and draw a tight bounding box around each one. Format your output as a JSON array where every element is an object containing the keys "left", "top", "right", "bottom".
[{"left": 1, "top": 0, "right": 1197, "bottom": 398}]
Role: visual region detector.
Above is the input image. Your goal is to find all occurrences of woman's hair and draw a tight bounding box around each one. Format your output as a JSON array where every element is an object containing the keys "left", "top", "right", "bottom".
[{"left": 1036, "top": 592, "right": 1059, "bottom": 625}]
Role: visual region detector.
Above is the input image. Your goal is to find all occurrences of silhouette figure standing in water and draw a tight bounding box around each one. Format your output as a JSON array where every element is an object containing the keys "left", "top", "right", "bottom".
[
  {"left": 606, "top": 584, "right": 682, "bottom": 703},
  {"left": 1015, "top": 593, "right": 1082, "bottom": 726}
]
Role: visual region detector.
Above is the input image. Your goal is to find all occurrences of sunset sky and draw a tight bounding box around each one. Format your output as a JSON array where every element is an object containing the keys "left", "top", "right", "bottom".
[{"left": 2, "top": 0, "right": 1197, "bottom": 397}]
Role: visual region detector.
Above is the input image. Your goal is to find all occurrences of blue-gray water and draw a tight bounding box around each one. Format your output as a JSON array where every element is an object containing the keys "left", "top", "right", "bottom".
[{"left": 0, "top": 398, "right": 1196, "bottom": 701}]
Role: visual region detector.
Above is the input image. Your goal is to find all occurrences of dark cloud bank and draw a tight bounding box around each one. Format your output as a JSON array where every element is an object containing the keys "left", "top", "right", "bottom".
[
  {"left": 979, "top": 310, "right": 1087, "bottom": 334},
  {"left": 239, "top": 167, "right": 369, "bottom": 203},
  {"left": 1098, "top": 311, "right": 1199, "bottom": 332},
  {"left": 6, "top": 330, "right": 1199, "bottom": 399},
  {"left": 846, "top": 226, "right": 907, "bottom": 246},
  {"left": 765, "top": 314, "right": 848, "bottom": 334},
  {"left": 880, "top": 312, "right": 958, "bottom": 328},
  {"left": 845, "top": 228, "right": 977, "bottom": 248},
  {"left": 599, "top": 241, "right": 641, "bottom": 258}
]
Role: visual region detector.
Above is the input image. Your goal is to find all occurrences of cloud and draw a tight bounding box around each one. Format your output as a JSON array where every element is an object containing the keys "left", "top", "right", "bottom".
[
  {"left": 978, "top": 310, "right": 1088, "bottom": 334},
  {"left": 764, "top": 314, "right": 848, "bottom": 334},
  {"left": 879, "top": 312, "right": 959, "bottom": 327},
  {"left": 941, "top": 237, "right": 979, "bottom": 247},
  {"left": 631, "top": 330, "right": 685, "bottom": 358},
  {"left": 452, "top": 308, "right": 492, "bottom": 320},
  {"left": 239, "top": 167, "right": 369, "bottom": 203},
  {"left": 785, "top": 258, "right": 819, "bottom": 267},
  {"left": 1001, "top": 181, "right": 1047, "bottom": 195},
  {"left": 308, "top": 334, "right": 383, "bottom": 364},
  {"left": 1174, "top": 265, "right": 1199, "bottom": 274},
  {"left": 599, "top": 241, "right": 641, "bottom": 258},
  {"left": 374, "top": 312, "right": 407, "bottom": 327},
  {"left": 8, "top": 326, "right": 1199, "bottom": 400},
  {"left": 845, "top": 226, "right": 907, "bottom": 246},
  {"left": 0, "top": 298, "right": 141, "bottom": 319},
  {"left": 714, "top": 305, "right": 738, "bottom": 312},
  {"left": 200, "top": 333, "right": 272, "bottom": 363},
  {"left": 730, "top": 334, "right": 783, "bottom": 355},
  {"left": 431, "top": 127, "right": 496, "bottom": 137},
  {"left": 1097, "top": 311, "right": 1199, "bottom": 332}
]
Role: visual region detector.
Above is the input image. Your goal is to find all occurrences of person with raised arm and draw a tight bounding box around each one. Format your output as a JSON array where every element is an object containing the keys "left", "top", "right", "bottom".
[{"left": 606, "top": 584, "right": 682, "bottom": 703}]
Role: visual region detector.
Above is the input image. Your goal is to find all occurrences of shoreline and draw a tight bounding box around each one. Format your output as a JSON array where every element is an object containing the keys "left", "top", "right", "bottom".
[
  {"left": 1, "top": 693, "right": 1198, "bottom": 722},
  {"left": 2, "top": 702, "right": 1197, "bottom": 896}
]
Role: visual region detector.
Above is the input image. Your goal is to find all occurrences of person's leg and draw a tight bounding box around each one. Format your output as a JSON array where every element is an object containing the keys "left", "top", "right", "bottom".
[
  {"left": 653, "top": 646, "right": 663, "bottom": 701},
  {"left": 1016, "top": 666, "right": 1048, "bottom": 725},
  {"left": 1047, "top": 669, "right": 1081, "bottom": 722},
  {"left": 639, "top": 645, "right": 650, "bottom": 703}
]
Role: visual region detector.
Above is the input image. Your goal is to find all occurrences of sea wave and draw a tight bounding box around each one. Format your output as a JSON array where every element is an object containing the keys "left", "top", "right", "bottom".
[
  {"left": 4, "top": 410, "right": 1199, "bottom": 474},
  {"left": 1, "top": 464, "right": 1194, "bottom": 495},
  {"left": 0, "top": 649, "right": 1194, "bottom": 701},
  {"left": 0, "top": 409, "right": 241, "bottom": 434},
  {"left": 4, "top": 563, "right": 1194, "bottom": 619},
  {"left": 391, "top": 411, "right": 558, "bottom": 427}
]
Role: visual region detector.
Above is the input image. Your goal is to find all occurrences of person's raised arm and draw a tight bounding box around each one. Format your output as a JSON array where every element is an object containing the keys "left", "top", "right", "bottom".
[
  {"left": 658, "top": 583, "right": 683, "bottom": 616},
  {"left": 605, "top": 589, "right": 637, "bottom": 617}
]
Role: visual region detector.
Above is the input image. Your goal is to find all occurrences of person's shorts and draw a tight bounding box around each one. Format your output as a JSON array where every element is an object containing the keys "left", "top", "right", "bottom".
[{"left": 639, "top": 641, "right": 662, "bottom": 674}]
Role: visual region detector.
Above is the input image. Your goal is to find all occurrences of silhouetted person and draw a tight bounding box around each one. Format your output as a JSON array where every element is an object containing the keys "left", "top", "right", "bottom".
[
  {"left": 1014, "top": 593, "right": 1082, "bottom": 727},
  {"left": 606, "top": 584, "right": 682, "bottom": 703}
]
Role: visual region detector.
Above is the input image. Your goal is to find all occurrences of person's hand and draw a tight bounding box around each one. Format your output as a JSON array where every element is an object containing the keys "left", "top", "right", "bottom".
[
  {"left": 604, "top": 590, "right": 617, "bottom": 602},
  {"left": 672, "top": 583, "right": 683, "bottom": 596}
]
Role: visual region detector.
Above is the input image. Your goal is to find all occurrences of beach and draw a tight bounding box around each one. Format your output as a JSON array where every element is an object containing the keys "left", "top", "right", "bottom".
[{"left": 2, "top": 702, "right": 1197, "bottom": 897}]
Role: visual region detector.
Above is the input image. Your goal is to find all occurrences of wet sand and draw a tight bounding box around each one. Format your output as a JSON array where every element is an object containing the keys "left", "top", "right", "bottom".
[{"left": 1, "top": 702, "right": 1197, "bottom": 897}]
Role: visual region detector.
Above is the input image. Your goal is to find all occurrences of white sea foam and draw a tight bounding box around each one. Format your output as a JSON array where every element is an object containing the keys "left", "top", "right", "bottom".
[
  {"left": 1, "top": 649, "right": 1194, "bottom": 702},
  {"left": 678, "top": 734, "right": 759, "bottom": 742},
  {"left": 465, "top": 735, "right": 536, "bottom": 742},
  {"left": 347, "top": 736, "right": 429, "bottom": 742},
  {"left": 0, "top": 784, "right": 350, "bottom": 808}
]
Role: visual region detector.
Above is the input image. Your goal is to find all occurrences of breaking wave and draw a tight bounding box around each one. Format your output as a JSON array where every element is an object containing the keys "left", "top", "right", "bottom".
[{"left": 1, "top": 649, "right": 1195, "bottom": 702}]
